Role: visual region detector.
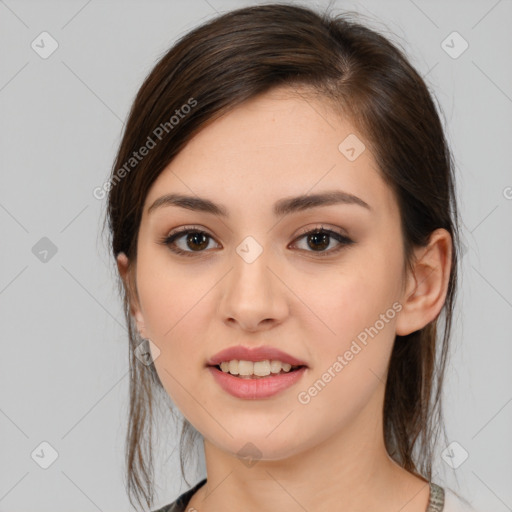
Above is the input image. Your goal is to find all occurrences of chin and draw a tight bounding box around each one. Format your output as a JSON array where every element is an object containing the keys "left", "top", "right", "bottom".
[{"left": 209, "top": 430, "right": 311, "bottom": 463}]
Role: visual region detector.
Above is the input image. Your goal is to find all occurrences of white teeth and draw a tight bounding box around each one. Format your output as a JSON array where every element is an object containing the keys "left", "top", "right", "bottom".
[
  {"left": 269, "top": 360, "right": 284, "bottom": 374},
  {"left": 238, "top": 360, "right": 254, "bottom": 376},
  {"left": 254, "top": 360, "right": 271, "bottom": 376},
  {"left": 218, "top": 359, "right": 295, "bottom": 376},
  {"left": 228, "top": 360, "right": 238, "bottom": 375}
]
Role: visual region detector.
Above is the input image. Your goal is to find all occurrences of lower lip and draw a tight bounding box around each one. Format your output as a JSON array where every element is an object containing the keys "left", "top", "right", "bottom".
[{"left": 207, "top": 366, "right": 307, "bottom": 399}]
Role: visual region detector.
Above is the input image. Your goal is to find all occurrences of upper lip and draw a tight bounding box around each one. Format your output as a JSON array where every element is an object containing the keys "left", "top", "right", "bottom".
[{"left": 207, "top": 345, "right": 308, "bottom": 367}]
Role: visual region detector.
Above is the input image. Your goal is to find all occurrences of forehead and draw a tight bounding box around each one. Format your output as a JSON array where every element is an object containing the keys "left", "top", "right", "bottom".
[{"left": 144, "top": 87, "right": 397, "bottom": 219}]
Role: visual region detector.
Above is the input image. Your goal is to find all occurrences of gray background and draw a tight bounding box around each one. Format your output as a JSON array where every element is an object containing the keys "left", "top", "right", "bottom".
[{"left": 1, "top": 0, "right": 511, "bottom": 510}]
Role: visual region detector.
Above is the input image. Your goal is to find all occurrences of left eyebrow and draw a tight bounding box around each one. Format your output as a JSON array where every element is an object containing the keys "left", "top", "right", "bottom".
[
  {"left": 147, "top": 190, "right": 372, "bottom": 217},
  {"left": 274, "top": 190, "right": 372, "bottom": 216}
]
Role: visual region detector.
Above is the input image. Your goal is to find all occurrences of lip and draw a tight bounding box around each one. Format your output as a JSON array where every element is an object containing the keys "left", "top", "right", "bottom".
[
  {"left": 207, "top": 366, "right": 307, "bottom": 399},
  {"left": 206, "top": 345, "right": 308, "bottom": 367}
]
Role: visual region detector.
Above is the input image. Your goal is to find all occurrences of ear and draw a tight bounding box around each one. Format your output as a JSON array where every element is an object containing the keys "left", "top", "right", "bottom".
[
  {"left": 117, "top": 252, "right": 148, "bottom": 339},
  {"left": 395, "top": 228, "right": 452, "bottom": 336}
]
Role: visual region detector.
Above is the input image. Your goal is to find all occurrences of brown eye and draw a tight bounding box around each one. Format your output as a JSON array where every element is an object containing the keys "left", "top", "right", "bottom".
[
  {"left": 291, "top": 227, "right": 354, "bottom": 256},
  {"left": 161, "top": 228, "right": 220, "bottom": 257},
  {"left": 183, "top": 231, "right": 210, "bottom": 251},
  {"left": 306, "top": 231, "right": 330, "bottom": 251}
]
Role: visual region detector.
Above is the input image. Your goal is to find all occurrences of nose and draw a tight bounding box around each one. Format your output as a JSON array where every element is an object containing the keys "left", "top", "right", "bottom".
[{"left": 219, "top": 240, "right": 289, "bottom": 332}]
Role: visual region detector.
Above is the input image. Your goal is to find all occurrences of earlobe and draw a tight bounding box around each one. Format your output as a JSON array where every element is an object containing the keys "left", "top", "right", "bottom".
[
  {"left": 395, "top": 229, "right": 452, "bottom": 336},
  {"left": 116, "top": 252, "right": 147, "bottom": 338},
  {"left": 116, "top": 252, "right": 130, "bottom": 282},
  {"left": 133, "top": 310, "right": 147, "bottom": 339}
]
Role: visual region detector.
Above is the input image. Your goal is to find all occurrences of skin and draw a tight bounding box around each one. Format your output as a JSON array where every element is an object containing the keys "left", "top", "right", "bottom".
[{"left": 117, "top": 86, "right": 452, "bottom": 512}]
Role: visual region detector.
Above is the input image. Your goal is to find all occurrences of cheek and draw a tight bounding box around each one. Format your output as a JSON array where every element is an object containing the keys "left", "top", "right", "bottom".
[
  {"left": 294, "top": 271, "right": 400, "bottom": 425},
  {"left": 136, "top": 249, "right": 214, "bottom": 340},
  {"left": 292, "top": 246, "right": 403, "bottom": 403},
  {"left": 135, "top": 255, "right": 221, "bottom": 404},
  {"left": 137, "top": 257, "right": 204, "bottom": 364},
  {"left": 295, "top": 253, "right": 402, "bottom": 343}
]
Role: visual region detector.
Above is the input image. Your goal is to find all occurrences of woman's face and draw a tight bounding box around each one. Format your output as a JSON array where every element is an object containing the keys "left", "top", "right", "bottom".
[{"left": 122, "top": 86, "right": 410, "bottom": 461}]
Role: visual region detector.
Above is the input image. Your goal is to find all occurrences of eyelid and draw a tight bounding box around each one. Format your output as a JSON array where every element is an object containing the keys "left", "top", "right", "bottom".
[
  {"left": 294, "top": 223, "right": 349, "bottom": 239},
  {"left": 165, "top": 224, "right": 214, "bottom": 239}
]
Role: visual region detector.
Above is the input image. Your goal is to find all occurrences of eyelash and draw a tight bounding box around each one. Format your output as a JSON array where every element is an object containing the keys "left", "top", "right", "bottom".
[{"left": 159, "top": 224, "right": 354, "bottom": 258}]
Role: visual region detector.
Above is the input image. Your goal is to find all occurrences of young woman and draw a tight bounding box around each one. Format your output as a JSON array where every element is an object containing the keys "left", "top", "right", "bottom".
[{"left": 105, "top": 4, "right": 477, "bottom": 511}]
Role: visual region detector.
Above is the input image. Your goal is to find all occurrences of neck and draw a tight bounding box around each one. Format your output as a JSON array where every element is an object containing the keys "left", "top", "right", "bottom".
[{"left": 187, "top": 386, "right": 431, "bottom": 512}]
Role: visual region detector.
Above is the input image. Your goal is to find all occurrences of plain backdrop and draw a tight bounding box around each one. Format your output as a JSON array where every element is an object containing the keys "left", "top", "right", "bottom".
[{"left": 1, "top": 0, "right": 511, "bottom": 511}]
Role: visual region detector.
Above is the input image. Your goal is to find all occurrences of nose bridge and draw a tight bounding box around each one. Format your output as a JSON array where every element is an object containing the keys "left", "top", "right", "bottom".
[{"left": 219, "top": 234, "right": 286, "bottom": 329}]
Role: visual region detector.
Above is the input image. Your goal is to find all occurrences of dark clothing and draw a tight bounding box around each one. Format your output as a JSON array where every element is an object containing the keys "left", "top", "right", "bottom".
[{"left": 152, "top": 478, "right": 206, "bottom": 512}]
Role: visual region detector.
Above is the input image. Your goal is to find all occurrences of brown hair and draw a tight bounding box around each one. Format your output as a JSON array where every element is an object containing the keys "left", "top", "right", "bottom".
[{"left": 103, "top": 3, "right": 460, "bottom": 510}]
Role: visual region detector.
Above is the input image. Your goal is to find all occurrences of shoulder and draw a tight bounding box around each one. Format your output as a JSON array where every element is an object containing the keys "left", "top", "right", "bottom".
[{"left": 151, "top": 478, "right": 207, "bottom": 512}]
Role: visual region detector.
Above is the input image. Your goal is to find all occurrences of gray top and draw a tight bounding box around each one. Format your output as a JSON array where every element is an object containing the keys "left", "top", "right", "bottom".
[{"left": 152, "top": 479, "right": 446, "bottom": 512}]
